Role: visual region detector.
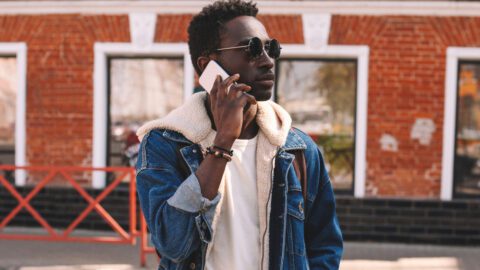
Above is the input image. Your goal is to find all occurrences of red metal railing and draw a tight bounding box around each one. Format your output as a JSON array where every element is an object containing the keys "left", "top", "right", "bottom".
[
  {"left": 140, "top": 213, "right": 159, "bottom": 266},
  {"left": 0, "top": 165, "right": 164, "bottom": 266},
  {"left": 0, "top": 165, "right": 137, "bottom": 244}
]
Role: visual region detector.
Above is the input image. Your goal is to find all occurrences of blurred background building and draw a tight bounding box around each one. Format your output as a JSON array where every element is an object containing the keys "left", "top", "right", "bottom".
[{"left": 0, "top": 0, "right": 479, "bottom": 247}]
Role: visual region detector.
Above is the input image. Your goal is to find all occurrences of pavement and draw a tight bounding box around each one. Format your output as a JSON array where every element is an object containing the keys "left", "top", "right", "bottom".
[{"left": 0, "top": 230, "right": 479, "bottom": 270}]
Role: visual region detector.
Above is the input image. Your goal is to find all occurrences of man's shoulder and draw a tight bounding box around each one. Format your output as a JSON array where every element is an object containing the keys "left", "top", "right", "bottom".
[
  {"left": 287, "top": 127, "right": 328, "bottom": 166},
  {"left": 136, "top": 129, "right": 189, "bottom": 172},
  {"left": 142, "top": 128, "right": 191, "bottom": 145},
  {"left": 139, "top": 129, "right": 188, "bottom": 159},
  {"left": 288, "top": 127, "right": 318, "bottom": 152}
]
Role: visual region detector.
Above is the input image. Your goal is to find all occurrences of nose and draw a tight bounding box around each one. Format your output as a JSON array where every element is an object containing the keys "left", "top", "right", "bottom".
[{"left": 256, "top": 48, "right": 274, "bottom": 70}]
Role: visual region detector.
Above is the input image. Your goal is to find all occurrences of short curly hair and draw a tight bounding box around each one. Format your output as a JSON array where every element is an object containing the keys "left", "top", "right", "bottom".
[{"left": 188, "top": 0, "right": 258, "bottom": 75}]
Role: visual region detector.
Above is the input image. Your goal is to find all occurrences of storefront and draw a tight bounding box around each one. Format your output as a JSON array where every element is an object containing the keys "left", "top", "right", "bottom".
[{"left": 1, "top": 0, "right": 479, "bottom": 245}]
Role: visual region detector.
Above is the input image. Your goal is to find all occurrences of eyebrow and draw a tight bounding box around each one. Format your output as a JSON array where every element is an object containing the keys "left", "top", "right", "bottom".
[
  {"left": 236, "top": 37, "right": 272, "bottom": 46},
  {"left": 236, "top": 38, "right": 252, "bottom": 46}
]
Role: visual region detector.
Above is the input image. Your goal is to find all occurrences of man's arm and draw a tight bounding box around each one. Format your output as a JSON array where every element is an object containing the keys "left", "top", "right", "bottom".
[
  {"left": 304, "top": 145, "right": 343, "bottom": 269},
  {"left": 136, "top": 130, "right": 219, "bottom": 262},
  {"left": 195, "top": 74, "right": 256, "bottom": 199}
]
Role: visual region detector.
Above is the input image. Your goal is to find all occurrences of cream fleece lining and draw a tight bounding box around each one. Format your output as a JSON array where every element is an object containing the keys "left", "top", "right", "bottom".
[{"left": 137, "top": 92, "right": 291, "bottom": 270}]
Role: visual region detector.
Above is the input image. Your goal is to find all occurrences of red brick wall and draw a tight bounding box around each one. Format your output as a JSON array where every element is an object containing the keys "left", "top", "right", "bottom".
[
  {"left": 0, "top": 15, "right": 130, "bottom": 177},
  {"left": 154, "top": 14, "right": 303, "bottom": 43},
  {"left": 259, "top": 15, "right": 304, "bottom": 44},
  {"left": 329, "top": 16, "right": 480, "bottom": 198},
  {"left": 155, "top": 15, "right": 192, "bottom": 42},
  {"left": 0, "top": 14, "right": 301, "bottom": 185},
  {"left": 10, "top": 13, "right": 480, "bottom": 196}
]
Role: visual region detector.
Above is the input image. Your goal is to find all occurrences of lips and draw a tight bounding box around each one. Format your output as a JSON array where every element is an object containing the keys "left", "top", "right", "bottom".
[
  {"left": 254, "top": 73, "right": 275, "bottom": 90},
  {"left": 256, "top": 73, "right": 275, "bottom": 82}
]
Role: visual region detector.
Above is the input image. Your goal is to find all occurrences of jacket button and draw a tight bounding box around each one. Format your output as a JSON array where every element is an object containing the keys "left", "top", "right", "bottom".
[
  {"left": 278, "top": 183, "right": 285, "bottom": 187},
  {"left": 278, "top": 214, "right": 283, "bottom": 219},
  {"left": 192, "top": 149, "right": 197, "bottom": 153},
  {"left": 190, "top": 262, "right": 196, "bottom": 269}
]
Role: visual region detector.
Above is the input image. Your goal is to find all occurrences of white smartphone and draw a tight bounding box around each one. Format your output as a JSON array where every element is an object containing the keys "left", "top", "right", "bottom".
[{"left": 199, "top": 60, "right": 230, "bottom": 93}]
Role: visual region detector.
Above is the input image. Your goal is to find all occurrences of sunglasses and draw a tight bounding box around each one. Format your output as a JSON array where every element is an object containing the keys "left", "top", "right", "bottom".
[{"left": 216, "top": 37, "right": 282, "bottom": 60}]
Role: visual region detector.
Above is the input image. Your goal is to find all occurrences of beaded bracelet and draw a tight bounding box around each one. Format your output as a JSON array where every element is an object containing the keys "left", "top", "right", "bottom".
[
  {"left": 205, "top": 146, "right": 233, "bottom": 162},
  {"left": 211, "top": 145, "right": 234, "bottom": 156}
]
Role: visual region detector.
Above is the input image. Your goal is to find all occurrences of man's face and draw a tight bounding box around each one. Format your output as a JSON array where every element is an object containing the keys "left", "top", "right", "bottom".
[{"left": 214, "top": 16, "right": 275, "bottom": 101}]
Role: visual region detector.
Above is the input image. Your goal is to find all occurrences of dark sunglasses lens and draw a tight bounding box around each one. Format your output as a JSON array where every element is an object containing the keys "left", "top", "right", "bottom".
[
  {"left": 268, "top": 39, "right": 281, "bottom": 59},
  {"left": 248, "top": 37, "right": 263, "bottom": 58}
]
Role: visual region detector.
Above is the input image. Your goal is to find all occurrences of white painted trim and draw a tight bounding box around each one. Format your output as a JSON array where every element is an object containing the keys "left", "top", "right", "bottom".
[
  {"left": 0, "top": 1, "right": 480, "bottom": 16},
  {"left": 0, "top": 43, "right": 27, "bottom": 186},
  {"left": 302, "top": 14, "right": 331, "bottom": 49},
  {"left": 281, "top": 44, "right": 369, "bottom": 198},
  {"left": 441, "top": 47, "right": 480, "bottom": 201},
  {"left": 128, "top": 13, "right": 157, "bottom": 47},
  {"left": 183, "top": 53, "right": 194, "bottom": 101},
  {"left": 93, "top": 42, "right": 192, "bottom": 188}
]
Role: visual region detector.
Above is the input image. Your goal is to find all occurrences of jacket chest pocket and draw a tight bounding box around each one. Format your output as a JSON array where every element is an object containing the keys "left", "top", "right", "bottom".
[{"left": 286, "top": 186, "right": 306, "bottom": 256}]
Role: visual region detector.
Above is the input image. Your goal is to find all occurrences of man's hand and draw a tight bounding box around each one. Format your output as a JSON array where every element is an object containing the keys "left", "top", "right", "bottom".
[
  {"left": 194, "top": 74, "right": 256, "bottom": 200},
  {"left": 209, "top": 74, "right": 257, "bottom": 149}
]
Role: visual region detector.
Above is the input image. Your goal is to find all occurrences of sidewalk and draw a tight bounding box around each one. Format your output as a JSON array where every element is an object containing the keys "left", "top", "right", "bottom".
[
  {"left": 341, "top": 242, "right": 479, "bottom": 270},
  {"left": 0, "top": 238, "right": 479, "bottom": 270}
]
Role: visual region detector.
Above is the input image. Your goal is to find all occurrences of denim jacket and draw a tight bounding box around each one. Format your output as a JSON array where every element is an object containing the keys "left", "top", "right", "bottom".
[{"left": 136, "top": 127, "right": 343, "bottom": 270}]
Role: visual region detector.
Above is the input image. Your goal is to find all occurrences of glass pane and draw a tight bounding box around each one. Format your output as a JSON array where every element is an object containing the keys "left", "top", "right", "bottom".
[
  {"left": 0, "top": 57, "right": 17, "bottom": 170},
  {"left": 276, "top": 59, "right": 356, "bottom": 191},
  {"left": 109, "top": 58, "right": 184, "bottom": 168},
  {"left": 454, "top": 62, "right": 480, "bottom": 197}
]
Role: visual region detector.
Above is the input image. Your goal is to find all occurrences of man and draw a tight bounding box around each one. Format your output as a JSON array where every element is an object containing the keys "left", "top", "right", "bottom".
[{"left": 136, "top": 1, "right": 343, "bottom": 269}]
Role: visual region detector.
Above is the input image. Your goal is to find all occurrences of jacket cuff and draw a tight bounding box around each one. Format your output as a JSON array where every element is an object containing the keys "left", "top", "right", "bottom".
[{"left": 167, "top": 173, "right": 221, "bottom": 214}]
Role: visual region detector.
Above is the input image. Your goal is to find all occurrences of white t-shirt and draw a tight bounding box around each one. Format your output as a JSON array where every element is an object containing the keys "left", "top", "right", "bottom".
[{"left": 205, "top": 136, "right": 260, "bottom": 270}]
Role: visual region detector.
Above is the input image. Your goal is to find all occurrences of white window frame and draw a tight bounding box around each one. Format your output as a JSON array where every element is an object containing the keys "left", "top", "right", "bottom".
[
  {"left": 441, "top": 47, "right": 480, "bottom": 201},
  {"left": 93, "top": 42, "right": 194, "bottom": 188},
  {"left": 0, "top": 43, "right": 27, "bottom": 186},
  {"left": 281, "top": 45, "right": 369, "bottom": 198}
]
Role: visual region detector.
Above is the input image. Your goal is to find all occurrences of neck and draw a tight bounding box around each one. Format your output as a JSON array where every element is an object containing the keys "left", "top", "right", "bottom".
[{"left": 205, "top": 95, "right": 259, "bottom": 140}]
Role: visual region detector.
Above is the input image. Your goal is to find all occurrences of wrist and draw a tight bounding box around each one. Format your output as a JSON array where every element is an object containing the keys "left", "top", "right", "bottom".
[
  {"left": 205, "top": 146, "right": 233, "bottom": 162},
  {"left": 213, "top": 134, "right": 235, "bottom": 150}
]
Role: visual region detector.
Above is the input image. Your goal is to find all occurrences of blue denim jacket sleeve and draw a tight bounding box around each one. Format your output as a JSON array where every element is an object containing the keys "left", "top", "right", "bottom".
[
  {"left": 136, "top": 130, "right": 220, "bottom": 262},
  {"left": 300, "top": 131, "right": 343, "bottom": 269}
]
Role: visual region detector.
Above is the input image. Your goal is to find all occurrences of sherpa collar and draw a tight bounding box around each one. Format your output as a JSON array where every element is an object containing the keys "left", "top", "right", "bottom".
[{"left": 136, "top": 91, "right": 292, "bottom": 146}]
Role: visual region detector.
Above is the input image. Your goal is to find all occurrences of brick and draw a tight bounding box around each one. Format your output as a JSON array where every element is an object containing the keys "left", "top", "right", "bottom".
[{"left": 330, "top": 15, "right": 480, "bottom": 197}]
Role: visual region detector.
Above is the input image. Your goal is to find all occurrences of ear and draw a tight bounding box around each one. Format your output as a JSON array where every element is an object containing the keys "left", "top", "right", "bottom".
[{"left": 197, "top": 56, "right": 211, "bottom": 74}]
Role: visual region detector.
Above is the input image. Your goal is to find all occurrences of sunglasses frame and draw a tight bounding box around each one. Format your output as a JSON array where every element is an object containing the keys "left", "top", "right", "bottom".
[{"left": 216, "top": 37, "right": 282, "bottom": 59}]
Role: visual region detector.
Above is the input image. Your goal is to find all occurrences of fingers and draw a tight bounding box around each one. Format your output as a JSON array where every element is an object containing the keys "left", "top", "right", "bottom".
[
  {"left": 239, "top": 92, "right": 257, "bottom": 106},
  {"left": 223, "top": 74, "right": 240, "bottom": 88},
  {"left": 220, "top": 74, "right": 240, "bottom": 96},
  {"left": 211, "top": 73, "right": 256, "bottom": 107},
  {"left": 228, "top": 83, "right": 251, "bottom": 99},
  {"left": 226, "top": 80, "right": 256, "bottom": 106},
  {"left": 210, "top": 75, "right": 221, "bottom": 95},
  {"left": 209, "top": 75, "right": 221, "bottom": 105}
]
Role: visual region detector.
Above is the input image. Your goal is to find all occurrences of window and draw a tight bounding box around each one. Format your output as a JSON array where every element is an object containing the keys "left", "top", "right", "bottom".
[
  {"left": 0, "top": 56, "right": 17, "bottom": 181},
  {"left": 107, "top": 57, "right": 184, "bottom": 170},
  {"left": 276, "top": 59, "right": 357, "bottom": 193},
  {"left": 454, "top": 61, "right": 480, "bottom": 198}
]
